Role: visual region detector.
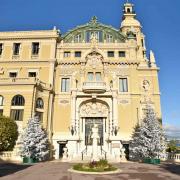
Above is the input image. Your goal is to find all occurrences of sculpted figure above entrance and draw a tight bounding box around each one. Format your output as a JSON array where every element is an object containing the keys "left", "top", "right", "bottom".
[
  {"left": 86, "top": 52, "right": 103, "bottom": 69},
  {"left": 80, "top": 101, "right": 108, "bottom": 117}
]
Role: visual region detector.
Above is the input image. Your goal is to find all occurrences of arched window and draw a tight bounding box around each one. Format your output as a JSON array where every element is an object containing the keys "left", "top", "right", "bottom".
[
  {"left": 36, "top": 98, "right": 44, "bottom": 109},
  {"left": 11, "top": 95, "right": 25, "bottom": 106},
  {"left": 0, "top": 95, "right": 4, "bottom": 106}
]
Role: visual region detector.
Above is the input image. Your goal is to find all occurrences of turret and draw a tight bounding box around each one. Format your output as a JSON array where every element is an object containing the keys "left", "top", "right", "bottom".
[{"left": 121, "top": 1, "right": 147, "bottom": 64}]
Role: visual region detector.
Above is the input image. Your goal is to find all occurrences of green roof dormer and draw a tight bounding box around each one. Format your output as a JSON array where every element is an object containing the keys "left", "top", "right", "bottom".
[{"left": 62, "top": 16, "right": 126, "bottom": 43}]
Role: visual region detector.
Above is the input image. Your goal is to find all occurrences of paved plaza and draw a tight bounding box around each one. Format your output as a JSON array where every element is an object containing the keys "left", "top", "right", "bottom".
[{"left": 0, "top": 161, "right": 180, "bottom": 180}]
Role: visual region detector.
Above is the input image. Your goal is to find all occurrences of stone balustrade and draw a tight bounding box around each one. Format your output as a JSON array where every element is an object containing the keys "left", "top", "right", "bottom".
[{"left": 167, "top": 153, "right": 180, "bottom": 163}]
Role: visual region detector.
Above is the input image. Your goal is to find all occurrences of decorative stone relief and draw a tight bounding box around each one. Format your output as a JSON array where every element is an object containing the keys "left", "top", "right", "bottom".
[
  {"left": 59, "top": 99, "right": 70, "bottom": 105},
  {"left": 86, "top": 52, "right": 103, "bottom": 69},
  {"left": 142, "top": 80, "right": 150, "bottom": 92},
  {"left": 80, "top": 102, "right": 108, "bottom": 117}
]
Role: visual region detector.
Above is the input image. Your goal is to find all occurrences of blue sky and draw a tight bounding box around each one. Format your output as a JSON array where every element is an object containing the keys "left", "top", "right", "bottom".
[{"left": 0, "top": 0, "right": 179, "bottom": 137}]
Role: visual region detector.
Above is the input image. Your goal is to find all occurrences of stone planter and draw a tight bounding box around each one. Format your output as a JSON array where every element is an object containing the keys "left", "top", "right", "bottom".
[
  {"left": 143, "top": 158, "right": 160, "bottom": 164},
  {"left": 23, "top": 157, "right": 38, "bottom": 164}
]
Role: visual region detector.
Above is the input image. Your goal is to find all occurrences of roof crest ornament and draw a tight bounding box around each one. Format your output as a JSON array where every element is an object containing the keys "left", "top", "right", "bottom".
[{"left": 90, "top": 16, "right": 98, "bottom": 24}]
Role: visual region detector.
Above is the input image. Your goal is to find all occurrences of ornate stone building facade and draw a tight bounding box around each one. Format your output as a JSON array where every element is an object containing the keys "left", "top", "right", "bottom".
[{"left": 0, "top": 2, "right": 161, "bottom": 161}]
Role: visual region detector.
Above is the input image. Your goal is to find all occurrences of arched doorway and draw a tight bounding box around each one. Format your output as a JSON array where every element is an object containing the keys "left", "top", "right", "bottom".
[{"left": 79, "top": 100, "right": 109, "bottom": 148}]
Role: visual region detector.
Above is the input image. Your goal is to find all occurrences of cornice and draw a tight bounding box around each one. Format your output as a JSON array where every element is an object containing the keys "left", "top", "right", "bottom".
[
  {"left": 0, "top": 30, "right": 59, "bottom": 40},
  {"left": 58, "top": 60, "right": 139, "bottom": 66}
]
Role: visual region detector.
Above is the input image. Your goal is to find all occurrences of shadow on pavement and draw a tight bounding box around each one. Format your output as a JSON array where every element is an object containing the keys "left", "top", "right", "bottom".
[
  {"left": 160, "top": 163, "right": 180, "bottom": 175},
  {"left": 0, "top": 159, "right": 32, "bottom": 177}
]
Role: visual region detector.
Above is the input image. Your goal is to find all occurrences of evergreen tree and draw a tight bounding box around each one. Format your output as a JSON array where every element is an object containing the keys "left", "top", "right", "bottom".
[
  {"left": 130, "top": 105, "right": 166, "bottom": 160},
  {"left": 21, "top": 116, "right": 49, "bottom": 161}
]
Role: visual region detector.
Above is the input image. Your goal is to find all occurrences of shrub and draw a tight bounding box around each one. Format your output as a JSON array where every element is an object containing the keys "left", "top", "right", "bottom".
[{"left": 0, "top": 116, "right": 18, "bottom": 151}]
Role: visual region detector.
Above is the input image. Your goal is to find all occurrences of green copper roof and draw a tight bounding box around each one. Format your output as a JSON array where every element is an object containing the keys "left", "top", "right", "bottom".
[{"left": 62, "top": 16, "right": 126, "bottom": 43}]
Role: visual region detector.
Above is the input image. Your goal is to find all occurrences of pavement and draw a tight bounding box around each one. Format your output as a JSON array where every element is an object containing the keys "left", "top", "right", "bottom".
[{"left": 0, "top": 161, "right": 180, "bottom": 180}]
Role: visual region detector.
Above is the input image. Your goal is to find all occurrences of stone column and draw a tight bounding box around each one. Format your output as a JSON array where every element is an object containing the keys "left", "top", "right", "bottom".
[
  {"left": 113, "top": 93, "right": 118, "bottom": 127},
  {"left": 71, "top": 93, "right": 76, "bottom": 135}
]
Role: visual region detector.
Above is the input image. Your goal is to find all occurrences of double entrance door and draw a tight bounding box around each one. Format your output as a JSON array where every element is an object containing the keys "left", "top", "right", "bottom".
[{"left": 85, "top": 118, "right": 104, "bottom": 146}]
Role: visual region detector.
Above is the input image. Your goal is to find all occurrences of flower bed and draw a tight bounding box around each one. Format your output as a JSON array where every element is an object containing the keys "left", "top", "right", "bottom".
[{"left": 73, "top": 159, "right": 118, "bottom": 172}]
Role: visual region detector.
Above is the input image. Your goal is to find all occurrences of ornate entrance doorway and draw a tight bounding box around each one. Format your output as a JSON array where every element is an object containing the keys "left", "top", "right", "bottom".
[
  {"left": 85, "top": 118, "right": 103, "bottom": 146},
  {"left": 79, "top": 100, "right": 109, "bottom": 148}
]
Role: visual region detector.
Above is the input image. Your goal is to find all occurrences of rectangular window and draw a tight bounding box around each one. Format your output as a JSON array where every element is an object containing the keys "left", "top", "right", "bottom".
[
  {"left": 61, "top": 78, "right": 70, "bottom": 92},
  {"left": 87, "top": 72, "right": 94, "bottom": 81},
  {"left": 119, "top": 78, "right": 128, "bottom": 92},
  {"left": 95, "top": 72, "right": 102, "bottom": 81},
  {"left": 10, "top": 109, "right": 24, "bottom": 121},
  {"left": 75, "top": 51, "right": 81, "bottom": 57},
  {"left": 32, "top": 42, "right": 39, "bottom": 55},
  {"left": 9, "top": 72, "right": 17, "bottom": 78},
  {"left": 0, "top": 96, "right": 3, "bottom": 106},
  {"left": 0, "top": 43, "right": 3, "bottom": 56},
  {"left": 28, "top": 72, "right": 37, "bottom": 77},
  {"left": 13, "top": 43, "right": 21, "bottom": 55},
  {"left": 64, "top": 51, "right": 70, "bottom": 58},
  {"left": 107, "top": 34, "right": 113, "bottom": 43},
  {"left": 0, "top": 109, "right": 3, "bottom": 116},
  {"left": 119, "top": 51, "right": 126, "bottom": 57},
  {"left": 108, "top": 51, "right": 114, "bottom": 57},
  {"left": 74, "top": 34, "right": 82, "bottom": 43}
]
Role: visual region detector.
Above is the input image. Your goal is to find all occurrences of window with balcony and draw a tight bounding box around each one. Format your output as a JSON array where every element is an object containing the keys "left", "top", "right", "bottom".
[
  {"left": 0, "top": 43, "right": 3, "bottom": 56},
  {"left": 87, "top": 72, "right": 102, "bottom": 81},
  {"left": 95, "top": 72, "right": 102, "bottom": 81},
  {"left": 119, "top": 51, "right": 126, "bottom": 57},
  {"left": 9, "top": 72, "right": 18, "bottom": 78},
  {"left": 64, "top": 51, "right": 70, "bottom": 58},
  {"left": 107, "top": 51, "right": 114, "bottom": 57},
  {"left": 75, "top": 51, "right": 81, "bottom": 57},
  {"left": 32, "top": 42, "right": 39, "bottom": 55},
  {"left": 119, "top": 78, "right": 128, "bottom": 92},
  {"left": 61, "top": 78, "right": 70, "bottom": 92},
  {"left": 13, "top": 43, "right": 21, "bottom": 56}
]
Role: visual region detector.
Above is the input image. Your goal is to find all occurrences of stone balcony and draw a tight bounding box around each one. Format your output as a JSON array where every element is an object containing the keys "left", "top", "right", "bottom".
[{"left": 82, "top": 81, "right": 106, "bottom": 93}]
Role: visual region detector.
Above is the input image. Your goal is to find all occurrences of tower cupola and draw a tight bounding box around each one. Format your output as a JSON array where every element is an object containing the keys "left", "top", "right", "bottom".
[{"left": 121, "top": 1, "right": 141, "bottom": 32}]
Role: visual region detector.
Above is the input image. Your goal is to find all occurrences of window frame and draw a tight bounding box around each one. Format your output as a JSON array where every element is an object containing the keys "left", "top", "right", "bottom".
[
  {"left": 119, "top": 78, "right": 128, "bottom": 93},
  {"left": 36, "top": 98, "right": 44, "bottom": 109},
  {"left": 9, "top": 72, "right": 18, "bottom": 78},
  {"left": 10, "top": 109, "right": 24, "bottom": 121},
  {"left": 11, "top": 95, "right": 25, "bottom": 106},
  {"left": 28, "top": 72, "right": 37, "bottom": 77},
  {"left": 106, "top": 34, "right": 113, "bottom": 43},
  {"left": 64, "top": 51, "right": 71, "bottom": 58},
  {"left": 74, "top": 34, "right": 82, "bottom": 43},
  {"left": 75, "top": 51, "right": 81, "bottom": 58},
  {"left": 32, "top": 42, "right": 40, "bottom": 55},
  {"left": 61, "top": 78, "right": 70, "bottom": 92},
  {"left": 119, "top": 51, "right": 126, "bottom": 58},
  {"left": 0, "top": 95, "right": 4, "bottom": 106},
  {"left": 0, "top": 43, "right": 3, "bottom": 56},
  {"left": 13, "top": 43, "right": 21, "bottom": 56},
  {"left": 107, "top": 51, "right": 115, "bottom": 57}
]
